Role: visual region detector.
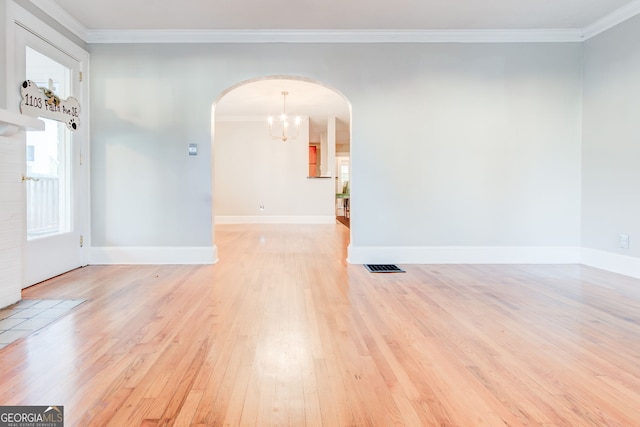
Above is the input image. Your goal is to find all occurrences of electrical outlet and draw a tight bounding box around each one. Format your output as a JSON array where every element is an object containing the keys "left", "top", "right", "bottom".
[
  {"left": 259, "top": 205, "right": 265, "bottom": 211},
  {"left": 619, "top": 234, "right": 630, "bottom": 249}
]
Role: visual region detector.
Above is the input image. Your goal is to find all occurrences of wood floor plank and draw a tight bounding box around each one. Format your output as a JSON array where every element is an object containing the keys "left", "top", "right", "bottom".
[{"left": 3, "top": 224, "right": 640, "bottom": 425}]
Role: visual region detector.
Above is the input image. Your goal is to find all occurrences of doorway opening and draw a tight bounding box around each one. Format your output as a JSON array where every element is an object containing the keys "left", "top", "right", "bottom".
[
  {"left": 15, "top": 24, "right": 89, "bottom": 288},
  {"left": 210, "top": 75, "right": 352, "bottom": 247}
]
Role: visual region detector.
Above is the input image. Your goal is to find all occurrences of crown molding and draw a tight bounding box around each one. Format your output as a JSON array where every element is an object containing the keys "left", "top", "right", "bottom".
[
  {"left": 582, "top": 0, "right": 640, "bottom": 39},
  {"left": 86, "top": 29, "right": 584, "bottom": 44},
  {"left": 26, "top": 0, "right": 640, "bottom": 45},
  {"left": 215, "top": 115, "right": 309, "bottom": 122},
  {"left": 28, "top": 0, "right": 88, "bottom": 41}
]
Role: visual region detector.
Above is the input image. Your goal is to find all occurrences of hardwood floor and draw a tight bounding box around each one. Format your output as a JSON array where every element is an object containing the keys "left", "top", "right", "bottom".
[
  {"left": 2, "top": 224, "right": 640, "bottom": 426},
  {"left": 336, "top": 215, "right": 350, "bottom": 228}
]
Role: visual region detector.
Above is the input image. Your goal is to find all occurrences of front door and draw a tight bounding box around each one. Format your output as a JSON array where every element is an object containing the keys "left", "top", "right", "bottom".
[{"left": 17, "top": 28, "right": 87, "bottom": 287}]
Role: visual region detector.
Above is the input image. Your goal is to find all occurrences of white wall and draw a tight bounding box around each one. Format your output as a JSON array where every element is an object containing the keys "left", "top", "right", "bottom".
[
  {"left": 582, "top": 15, "right": 640, "bottom": 274},
  {"left": 90, "top": 71, "right": 214, "bottom": 247},
  {"left": 0, "top": 0, "right": 6, "bottom": 109},
  {"left": 0, "top": 132, "right": 22, "bottom": 307},
  {"left": 89, "top": 42, "right": 583, "bottom": 263},
  {"left": 0, "top": 111, "right": 43, "bottom": 308},
  {"left": 213, "top": 119, "right": 334, "bottom": 223}
]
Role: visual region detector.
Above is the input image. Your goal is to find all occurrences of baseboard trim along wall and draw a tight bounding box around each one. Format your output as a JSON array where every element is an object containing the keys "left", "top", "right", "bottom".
[
  {"left": 581, "top": 248, "right": 640, "bottom": 280},
  {"left": 347, "top": 245, "right": 582, "bottom": 265},
  {"left": 215, "top": 216, "right": 336, "bottom": 224},
  {"left": 86, "top": 244, "right": 640, "bottom": 280},
  {"left": 89, "top": 246, "right": 218, "bottom": 265}
]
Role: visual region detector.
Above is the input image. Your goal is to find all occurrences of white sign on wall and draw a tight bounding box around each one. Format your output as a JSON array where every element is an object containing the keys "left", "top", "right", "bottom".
[{"left": 20, "top": 80, "right": 80, "bottom": 130}]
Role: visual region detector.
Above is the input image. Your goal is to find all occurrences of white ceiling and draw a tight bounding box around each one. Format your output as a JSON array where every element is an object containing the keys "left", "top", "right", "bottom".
[
  {"left": 47, "top": 0, "right": 636, "bottom": 31},
  {"left": 41, "top": 0, "right": 639, "bottom": 145}
]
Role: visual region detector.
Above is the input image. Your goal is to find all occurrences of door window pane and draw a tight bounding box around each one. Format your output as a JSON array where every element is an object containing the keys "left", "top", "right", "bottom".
[{"left": 25, "top": 47, "right": 72, "bottom": 239}]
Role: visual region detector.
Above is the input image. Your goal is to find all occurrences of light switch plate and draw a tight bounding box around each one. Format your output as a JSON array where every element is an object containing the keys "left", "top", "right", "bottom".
[{"left": 619, "top": 234, "right": 630, "bottom": 249}]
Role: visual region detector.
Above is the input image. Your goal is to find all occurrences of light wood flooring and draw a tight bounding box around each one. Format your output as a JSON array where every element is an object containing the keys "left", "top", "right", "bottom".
[{"left": 2, "top": 224, "right": 640, "bottom": 426}]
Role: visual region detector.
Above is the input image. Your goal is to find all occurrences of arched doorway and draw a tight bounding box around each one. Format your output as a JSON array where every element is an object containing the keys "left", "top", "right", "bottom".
[{"left": 210, "top": 76, "right": 352, "bottom": 255}]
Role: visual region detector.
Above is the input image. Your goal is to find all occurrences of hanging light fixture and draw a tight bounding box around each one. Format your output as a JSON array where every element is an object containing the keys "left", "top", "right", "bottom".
[{"left": 268, "top": 91, "right": 301, "bottom": 142}]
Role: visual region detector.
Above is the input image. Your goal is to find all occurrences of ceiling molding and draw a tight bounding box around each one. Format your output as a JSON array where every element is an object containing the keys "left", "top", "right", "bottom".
[
  {"left": 582, "top": 0, "right": 640, "bottom": 39},
  {"left": 27, "top": 0, "right": 640, "bottom": 45},
  {"left": 215, "top": 115, "right": 308, "bottom": 122},
  {"left": 29, "top": 0, "right": 88, "bottom": 41},
  {"left": 87, "top": 29, "right": 584, "bottom": 44}
]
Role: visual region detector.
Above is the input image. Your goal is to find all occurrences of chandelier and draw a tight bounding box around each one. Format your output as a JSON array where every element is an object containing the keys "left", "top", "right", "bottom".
[{"left": 268, "top": 91, "right": 301, "bottom": 142}]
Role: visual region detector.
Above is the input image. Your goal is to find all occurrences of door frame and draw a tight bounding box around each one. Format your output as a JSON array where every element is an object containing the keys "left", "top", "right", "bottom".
[{"left": 5, "top": 2, "right": 90, "bottom": 284}]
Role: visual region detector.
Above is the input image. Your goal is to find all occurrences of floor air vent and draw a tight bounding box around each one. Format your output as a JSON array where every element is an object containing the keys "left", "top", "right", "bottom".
[{"left": 364, "top": 264, "right": 405, "bottom": 273}]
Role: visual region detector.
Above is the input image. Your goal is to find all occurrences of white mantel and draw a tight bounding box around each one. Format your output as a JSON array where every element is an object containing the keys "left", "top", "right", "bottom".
[{"left": 0, "top": 108, "right": 44, "bottom": 309}]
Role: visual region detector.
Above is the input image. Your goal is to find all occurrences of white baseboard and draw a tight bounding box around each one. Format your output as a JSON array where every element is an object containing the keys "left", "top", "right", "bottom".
[
  {"left": 85, "top": 243, "right": 640, "bottom": 280},
  {"left": 89, "top": 246, "right": 218, "bottom": 265},
  {"left": 581, "top": 248, "right": 640, "bottom": 279},
  {"left": 215, "top": 215, "right": 336, "bottom": 224},
  {"left": 347, "top": 245, "right": 582, "bottom": 265}
]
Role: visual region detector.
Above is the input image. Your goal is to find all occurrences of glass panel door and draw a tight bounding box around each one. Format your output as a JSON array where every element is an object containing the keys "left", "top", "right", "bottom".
[
  {"left": 17, "top": 24, "right": 87, "bottom": 288},
  {"left": 25, "top": 46, "right": 72, "bottom": 239}
]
